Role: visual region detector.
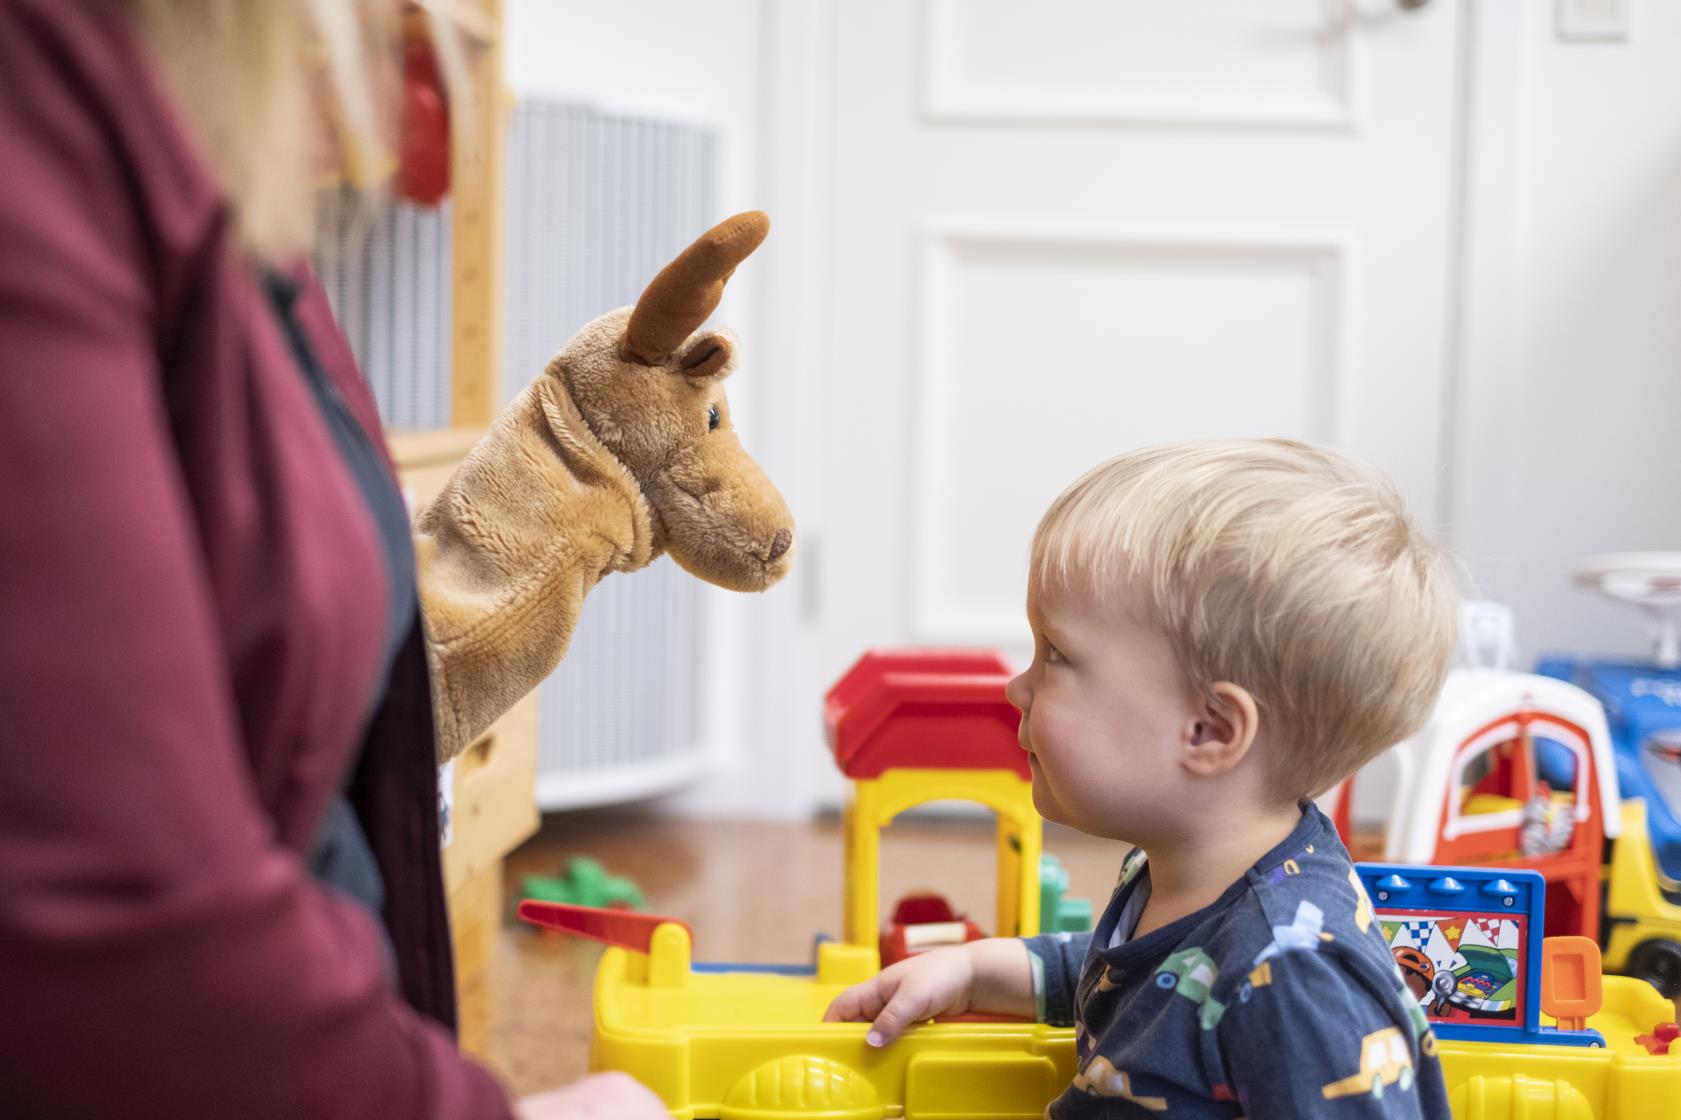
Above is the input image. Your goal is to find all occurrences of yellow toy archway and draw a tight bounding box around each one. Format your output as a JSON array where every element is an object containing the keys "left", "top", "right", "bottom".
[{"left": 842, "top": 767, "right": 1042, "bottom": 952}]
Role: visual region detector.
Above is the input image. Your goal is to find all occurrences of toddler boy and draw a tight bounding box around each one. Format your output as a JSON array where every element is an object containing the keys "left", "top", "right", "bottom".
[{"left": 825, "top": 439, "right": 1457, "bottom": 1118}]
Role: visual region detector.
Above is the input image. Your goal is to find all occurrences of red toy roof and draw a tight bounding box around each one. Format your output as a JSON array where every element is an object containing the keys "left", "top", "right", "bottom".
[{"left": 824, "top": 649, "right": 1028, "bottom": 780}]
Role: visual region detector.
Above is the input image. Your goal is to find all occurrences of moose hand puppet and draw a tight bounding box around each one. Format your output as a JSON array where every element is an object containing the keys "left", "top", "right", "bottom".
[{"left": 415, "top": 211, "right": 793, "bottom": 760}]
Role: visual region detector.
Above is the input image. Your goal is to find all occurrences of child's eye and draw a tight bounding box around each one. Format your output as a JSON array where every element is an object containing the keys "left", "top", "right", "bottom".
[{"left": 1044, "top": 641, "right": 1065, "bottom": 665}]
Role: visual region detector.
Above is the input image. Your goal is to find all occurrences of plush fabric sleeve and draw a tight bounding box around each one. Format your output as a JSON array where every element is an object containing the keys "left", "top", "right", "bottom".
[
  {"left": 414, "top": 368, "right": 653, "bottom": 759},
  {"left": 1211, "top": 946, "right": 1450, "bottom": 1120},
  {"left": 0, "top": 4, "right": 512, "bottom": 1115},
  {"left": 1020, "top": 932, "right": 1092, "bottom": 1026}
]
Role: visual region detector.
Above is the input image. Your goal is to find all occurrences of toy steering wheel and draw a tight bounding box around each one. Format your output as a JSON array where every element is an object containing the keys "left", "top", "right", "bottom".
[
  {"left": 1575, "top": 552, "right": 1681, "bottom": 669},
  {"left": 1428, "top": 969, "right": 1459, "bottom": 1015}
]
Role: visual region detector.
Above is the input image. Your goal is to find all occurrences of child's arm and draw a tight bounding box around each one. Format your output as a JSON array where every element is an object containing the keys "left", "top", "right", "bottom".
[
  {"left": 1018, "top": 930, "right": 1089, "bottom": 1027},
  {"left": 822, "top": 937, "right": 1038, "bottom": 1046},
  {"left": 1214, "top": 947, "right": 1449, "bottom": 1119}
]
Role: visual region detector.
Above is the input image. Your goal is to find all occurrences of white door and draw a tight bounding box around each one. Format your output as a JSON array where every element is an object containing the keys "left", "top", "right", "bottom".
[{"left": 799, "top": 0, "right": 1461, "bottom": 804}]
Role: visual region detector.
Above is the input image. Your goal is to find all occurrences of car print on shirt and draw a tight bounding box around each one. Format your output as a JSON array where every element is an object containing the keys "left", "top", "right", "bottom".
[
  {"left": 1154, "top": 948, "right": 1227, "bottom": 1030},
  {"left": 1321, "top": 1027, "right": 1416, "bottom": 1101},
  {"left": 1118, "top": 848, "right": 1149, "bottom": 888},
  {"left": 1072, "top": 1055, "right": 1168, "bottom": 1112},
  {"left": 1252, "top": 899, "right": 1335, "bottom": 967}
]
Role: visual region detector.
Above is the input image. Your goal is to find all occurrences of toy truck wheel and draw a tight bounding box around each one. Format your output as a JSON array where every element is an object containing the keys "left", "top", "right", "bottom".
[{"left": 1627, "top": 938, "right": 1681, "bottom": 1000}]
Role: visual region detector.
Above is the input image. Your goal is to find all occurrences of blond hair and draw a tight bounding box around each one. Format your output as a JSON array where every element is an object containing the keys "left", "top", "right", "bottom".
[
  {"left": 133, "top": 0, "right": 401, "bottom": 261},
  {"left": 1031, "top": 439, "right": 1457, "bottom": 799}
]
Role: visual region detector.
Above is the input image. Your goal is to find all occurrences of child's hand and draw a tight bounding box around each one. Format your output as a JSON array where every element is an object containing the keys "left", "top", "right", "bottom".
[
  {"left": 517, "top": 1072, "right": 671, "bottom": 1119},
  {"left": 823, "top": 945, "right": 978, "bottom": 1047}
]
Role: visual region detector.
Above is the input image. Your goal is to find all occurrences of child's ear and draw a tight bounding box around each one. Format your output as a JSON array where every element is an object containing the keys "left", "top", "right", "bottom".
[{"left": 1182, "top": 682, "right": 1259, "bottom": 778}]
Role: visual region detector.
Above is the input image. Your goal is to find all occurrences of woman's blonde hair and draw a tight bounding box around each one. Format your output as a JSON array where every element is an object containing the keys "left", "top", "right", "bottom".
[
  {"left": 1030, "top": 438, "right": 1458, "bottom": 800},
  {"left": 134, "top": 0, "right": 399, "bottom": 260}
]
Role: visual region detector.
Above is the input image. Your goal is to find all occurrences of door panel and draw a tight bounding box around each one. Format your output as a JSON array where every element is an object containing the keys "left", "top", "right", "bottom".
[{"left": 816, "top": 0, "right": 1460, "bottom": 715}]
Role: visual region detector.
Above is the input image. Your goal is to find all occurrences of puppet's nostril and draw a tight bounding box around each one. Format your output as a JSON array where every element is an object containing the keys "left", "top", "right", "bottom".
[{"left": 768, "top": 528, "right": 793, "bottom": 562}]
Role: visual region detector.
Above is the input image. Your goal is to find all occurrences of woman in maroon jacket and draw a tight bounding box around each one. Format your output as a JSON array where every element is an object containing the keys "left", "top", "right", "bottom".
[{"left": 0, "top": 1, "right": 666, "bottom": 1115}]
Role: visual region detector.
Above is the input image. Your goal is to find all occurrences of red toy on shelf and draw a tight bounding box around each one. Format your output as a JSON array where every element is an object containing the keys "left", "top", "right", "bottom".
[{"left": 879, "top": 892, "right": 987, "bottom": 968}]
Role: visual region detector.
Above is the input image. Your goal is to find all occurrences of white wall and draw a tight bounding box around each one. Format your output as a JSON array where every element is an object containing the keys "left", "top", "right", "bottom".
[
  {"left": 504, "top": 2, "right": 761, "bottom": 150},
  {"left": 1453, "top": 2, "right": 1681, "bottom": 666}
]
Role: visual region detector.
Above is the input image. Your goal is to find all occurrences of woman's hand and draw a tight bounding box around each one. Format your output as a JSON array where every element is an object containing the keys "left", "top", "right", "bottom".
[{"left": 517, "top": 1072, "right": 670, "bottom": 1119}]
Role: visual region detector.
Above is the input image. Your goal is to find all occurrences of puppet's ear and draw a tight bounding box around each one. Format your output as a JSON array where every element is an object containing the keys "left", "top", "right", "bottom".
[{"left": 678, "top": 331, "right": 734, "bottom": 380}]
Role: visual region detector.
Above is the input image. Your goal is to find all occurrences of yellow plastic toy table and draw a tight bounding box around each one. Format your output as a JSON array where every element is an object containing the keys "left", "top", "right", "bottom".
[
  {"left": 564, "top": 919, "right": 1681, "bottom": 1120},
  {"left": 1436, "top": 974, "right": 1679, "bottom": 1119},
  {"left": 586, "top": 922, "right": 1072, "bottom": 1120}
]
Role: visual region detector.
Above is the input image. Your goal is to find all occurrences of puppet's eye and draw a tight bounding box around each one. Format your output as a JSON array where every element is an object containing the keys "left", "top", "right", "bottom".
[{"left": 707, "top": 405, "right": 721, "bottom": 431}]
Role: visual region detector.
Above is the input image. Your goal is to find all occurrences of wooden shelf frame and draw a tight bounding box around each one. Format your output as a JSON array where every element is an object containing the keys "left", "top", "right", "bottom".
[
  {"left": 389, "top": 0, "right": 524, "bottom": 1065},
  {"left": 409, "top": 0, "right": 498, "bottom": 46},
  {"left": 441, "top": 0, "right": 505, "bottom": 429}
]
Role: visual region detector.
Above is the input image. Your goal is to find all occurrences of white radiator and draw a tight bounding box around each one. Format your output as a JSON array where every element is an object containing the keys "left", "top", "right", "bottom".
[
  {"left": 312, "top": 187, "right": 453, "bottom": 430},
  {"left": 312, "top": 99, "right": 719, "bottom": 811}
]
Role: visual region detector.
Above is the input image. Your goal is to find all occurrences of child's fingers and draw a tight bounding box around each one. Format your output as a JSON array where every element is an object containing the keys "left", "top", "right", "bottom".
[
  {"left": 821, "top": 987, "right": 860, "bottom": 1023},
  {"left": 823, "top": 976, "right": 893, "bottom": 1023},
  {"left": 864, "top": 981, "right": 935, "bottom": 1048}
]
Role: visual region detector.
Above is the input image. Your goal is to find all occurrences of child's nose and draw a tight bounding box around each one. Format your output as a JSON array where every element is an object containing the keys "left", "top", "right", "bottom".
[{"left": 1005, "top": 670, "right": 1030, "bottom": 713}]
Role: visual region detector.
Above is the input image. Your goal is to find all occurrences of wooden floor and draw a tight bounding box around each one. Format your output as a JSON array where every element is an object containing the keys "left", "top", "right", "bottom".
[{"left": 483, "top": 806, "right": 1125, "bottom": 1098}]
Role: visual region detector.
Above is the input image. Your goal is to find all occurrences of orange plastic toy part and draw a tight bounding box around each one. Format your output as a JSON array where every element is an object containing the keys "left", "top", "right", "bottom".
[
  {"left": 1432, "top": 709, "right": 1607, "bottom": 943},
  {"left": 517, "top": 901, "right": 692, "bottom": 954},
  {"left": 1540, "top": 936, "right": 1603, "bottom": 1032}
]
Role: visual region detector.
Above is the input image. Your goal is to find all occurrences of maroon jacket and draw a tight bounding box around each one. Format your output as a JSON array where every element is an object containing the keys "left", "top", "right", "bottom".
[{"left": 0, "top": 1, "right": 514, "bottom": 1114}]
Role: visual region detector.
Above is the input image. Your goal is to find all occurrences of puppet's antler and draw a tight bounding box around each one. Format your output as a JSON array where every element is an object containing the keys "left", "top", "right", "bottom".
[{"left": 621, "top": 211, "right": 770, "bottom": 364}]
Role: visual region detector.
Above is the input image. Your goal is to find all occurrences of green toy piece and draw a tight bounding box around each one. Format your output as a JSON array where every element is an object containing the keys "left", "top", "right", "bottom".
[
  {"left": 521, "top": 856, "right": 646, "bottom": 911},
  {"left": 1039, "top": 853, "right": 1094, "bottom": 934}
]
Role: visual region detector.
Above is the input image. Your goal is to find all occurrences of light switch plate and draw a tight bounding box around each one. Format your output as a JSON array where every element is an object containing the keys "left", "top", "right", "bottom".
[{"left": 1557, "top": 0, "right": 1631, "bottom": 42}]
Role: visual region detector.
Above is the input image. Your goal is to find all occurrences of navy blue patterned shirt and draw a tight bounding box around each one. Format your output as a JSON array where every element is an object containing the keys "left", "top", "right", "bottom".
[{"left": 1022, "top": 806, "right": 1450, "bottom": 1119}]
